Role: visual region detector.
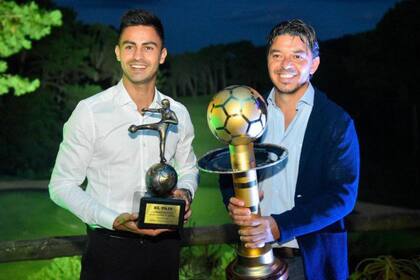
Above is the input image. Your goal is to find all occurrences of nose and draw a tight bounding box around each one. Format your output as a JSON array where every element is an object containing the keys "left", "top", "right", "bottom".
[
  {"left": 281, "top": 57, "right": 293, "bottom": 70},
  {"left": 133, "top": 47, "right": 143, "bottom": 61}
]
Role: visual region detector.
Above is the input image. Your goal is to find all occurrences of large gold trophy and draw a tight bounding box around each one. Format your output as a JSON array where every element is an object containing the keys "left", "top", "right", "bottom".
[{"left": 198, "top": 85, "right": 288, "bottom": 279}]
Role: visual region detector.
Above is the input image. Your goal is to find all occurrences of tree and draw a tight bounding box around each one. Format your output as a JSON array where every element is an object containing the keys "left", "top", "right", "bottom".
[{"left": 0, "top": 0, "right": 61, "bottom": 96}]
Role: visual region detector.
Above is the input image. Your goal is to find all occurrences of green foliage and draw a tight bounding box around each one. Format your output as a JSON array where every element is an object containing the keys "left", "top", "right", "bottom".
[
  {"left": 0, "top": 1, "right": 62, "bottom": 95},
  {"left": 29, "top": 20, "right": 120, "bottom": 91},
  {"left": 350, "top": 255, "right": 420, "bottom": 280},
  {"left": 0, "top": 82, "right": 102, "bottom": 178},
  {"left": 62, "top": 84, "right": 102, "bottom": 114},
  {"left": 157, "top": 69, "right": 167, "bottom": 89},
  {"left": 0, "top": 6, "right": 124, "bottom": 177},
  {"left": 0, "top": 1, "right": 61, "bottom": 57},
  {"left": 0, "top": 89, "right": 60, "bottom": 178},
  {"left": 12, "top": 245, "right": 235, "bottom": 280},
  {"left": 18, "top": 246, "right": 235, "bottom": 280},
  {"left": 27, "top": 256, "right": 81, "bottom": 280},
  {"left": 179, "top": 219, "right": 235, "bottom": 279},
  {"left": 0, "top": 260, "right": 53, "bottom": 280},
  {"left": 313, "top": 0, "right": 420, "bottom": 208},
  {"left": 0, "top": 74, "right": 40, "bottom": 96},
  {"left": 180, "top": 244, "right": 236, "bottom": 279},
  {"left": 163, "top": 41, "right": 269, "bottom": 98},
  {"left": 0, "top": 60, "right": 7, "bottom": 72},
  {"left": 86, "top": 24, "right": 121, "bottom": 85}
]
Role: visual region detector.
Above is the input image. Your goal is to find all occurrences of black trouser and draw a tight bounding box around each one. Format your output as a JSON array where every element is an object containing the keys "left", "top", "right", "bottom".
[
  {"left": 273, "top": 248, "right": 306, "bottom": 280},
  {"left": 80, "top": 227, "right": 181, "bottom": 280}
]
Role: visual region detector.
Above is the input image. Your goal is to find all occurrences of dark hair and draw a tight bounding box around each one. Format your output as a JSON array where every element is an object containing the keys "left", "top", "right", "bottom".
[
  {"left": 119, "top": 9, "right": 164, "bottom": 46},
  {"left": 267, "top": 19, "right": 319, "bottom": 58}
]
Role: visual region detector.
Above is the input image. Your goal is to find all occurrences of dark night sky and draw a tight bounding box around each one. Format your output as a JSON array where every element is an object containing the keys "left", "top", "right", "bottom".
[{"left": 54, "top": 0, "right": 401, "bottom": 54}]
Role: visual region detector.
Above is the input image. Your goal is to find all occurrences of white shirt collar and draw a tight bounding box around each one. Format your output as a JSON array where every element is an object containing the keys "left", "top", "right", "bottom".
[
  {"left": 267, "top": 83, "right": 315, "bottom": 109},
  {"left": 114, "top": 79, "right": 163, "bottom": 108}
]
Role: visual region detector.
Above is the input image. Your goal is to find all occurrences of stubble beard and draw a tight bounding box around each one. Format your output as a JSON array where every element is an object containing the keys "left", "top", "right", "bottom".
[
  {"left": 275, "top": 80, "right": 309, "bottom": 96},
  {"left": 124, "top": 68, "right": 158, "bottom": 86}
]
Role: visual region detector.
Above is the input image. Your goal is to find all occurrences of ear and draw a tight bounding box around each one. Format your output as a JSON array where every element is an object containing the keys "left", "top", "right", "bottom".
[
  {"left": 310, "top": 56, "right": 320, "bottom": 75},
  {"left": 159, "top": 47, "right": 168, "bottom": 64},
  {"left": 115, "top": 45, "right": 121, "bottom": 62}
]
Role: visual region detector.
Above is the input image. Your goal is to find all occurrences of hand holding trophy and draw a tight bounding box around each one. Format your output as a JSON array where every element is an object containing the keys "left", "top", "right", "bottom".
[
  {"left": 198, "top": 85, "right": 289, "bottom": 279},
  {"left": 129, "top": 99, "right": 186, "bottom": 229}
]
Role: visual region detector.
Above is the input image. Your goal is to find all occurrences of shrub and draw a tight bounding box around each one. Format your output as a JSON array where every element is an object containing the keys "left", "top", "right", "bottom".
[
  {"left": 350, "top": 255, "right": 420, "bottom": 280},
  {"left": 180, "top": 243, "right": 236, "bottom": 279},
  {"left": 24, "top": 244, "right": 236, "bottom": 279},
  {"left": 27, "top": 256, "right": 81, "bottom": 280}
]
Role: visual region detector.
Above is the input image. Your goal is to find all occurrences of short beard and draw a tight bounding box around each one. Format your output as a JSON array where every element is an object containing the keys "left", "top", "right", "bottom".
[
  {"left": 125, "top": 71, "right": 157, "bottom": 86},
  {"left": 275, "top": 81, "right": 309, "bottom": 95}
]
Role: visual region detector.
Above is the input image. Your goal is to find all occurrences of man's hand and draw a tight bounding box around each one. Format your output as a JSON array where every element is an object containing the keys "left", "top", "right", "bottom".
[
  {"left": 228, "top": 197, "right": 280, "bottom": 248},
  {"left": 172, "top": 188, "right": 192, "bottom": 223},
  {"left": 112, "top": 213, "right": 170, "bottom": 236}
]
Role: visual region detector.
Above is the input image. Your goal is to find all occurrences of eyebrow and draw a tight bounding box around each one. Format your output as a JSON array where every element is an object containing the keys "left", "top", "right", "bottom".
[
  {"left": 293, "top": 50, "right": 307, "bottom": 54},
  {"left": 121, "top": 40, "right": 159, "bottom": 47},
  {"left": 269, "top": 49, "right": 280, "bottom": 55},
  {"left": 142, "top": 41, "right": 159, "bottom": 47},
  {"left": 269, "top": 48, "right": 307, "bottom": 55},
  {"left": 121, "top": 40, "right": 135, "bottom": 45}
]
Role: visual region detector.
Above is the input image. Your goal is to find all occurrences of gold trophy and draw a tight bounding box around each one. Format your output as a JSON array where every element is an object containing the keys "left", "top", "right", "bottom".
[
  {"left": 198, "top": 85, "right": 288, "bottom": 279},
  {"left": 129, "top": 99, "right": 185, "bottom": 229}
]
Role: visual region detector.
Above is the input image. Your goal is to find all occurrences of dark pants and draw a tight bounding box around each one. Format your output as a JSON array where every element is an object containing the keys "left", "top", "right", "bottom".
[
  {"left": 286, "top": 256, "right": 306, "bottom": 280},
  {"left": 80, "top": 227, "right": 181, "bottom": 280},
  {"left": 273, "top": 248, "right": 306, "bottom": 280}
]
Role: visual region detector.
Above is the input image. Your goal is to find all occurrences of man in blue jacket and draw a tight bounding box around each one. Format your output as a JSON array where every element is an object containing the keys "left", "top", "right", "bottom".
[{"left": 220, "top": 19, "right": 360, "bottom": 280}]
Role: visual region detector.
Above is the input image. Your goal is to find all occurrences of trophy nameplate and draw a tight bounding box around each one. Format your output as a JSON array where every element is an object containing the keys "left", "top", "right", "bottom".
[{"left": 138, "top": 197, "right": 185, "bottom": 229}]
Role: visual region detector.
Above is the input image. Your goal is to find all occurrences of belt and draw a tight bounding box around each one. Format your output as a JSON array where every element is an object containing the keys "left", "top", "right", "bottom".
[
  {"left": 87, "top": 226, "right": 179, "bottom": 241},
  {"left": 88, "top": 226, "right": 146, "bottom": 239},
  {"left": 272, "top": 247, "right": 301, "bottom": 258}
]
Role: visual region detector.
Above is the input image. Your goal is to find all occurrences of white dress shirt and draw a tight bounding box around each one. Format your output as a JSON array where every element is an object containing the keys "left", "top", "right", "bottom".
[
  {"left": 49, "top": 81, "right": 198, "bottom": 230},
  {"left": 259, "top": 84, "right": 314, "bottom": 248}
]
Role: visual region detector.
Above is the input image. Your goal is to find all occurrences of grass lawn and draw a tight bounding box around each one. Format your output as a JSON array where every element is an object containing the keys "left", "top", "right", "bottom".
[{"left": 0, "top": 191, "right": 85, "bottom": 280}]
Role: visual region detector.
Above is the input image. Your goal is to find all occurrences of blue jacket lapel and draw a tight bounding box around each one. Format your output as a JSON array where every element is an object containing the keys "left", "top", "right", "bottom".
[{"left": 297, "top": 90, "right": 328, "bottom": 186}]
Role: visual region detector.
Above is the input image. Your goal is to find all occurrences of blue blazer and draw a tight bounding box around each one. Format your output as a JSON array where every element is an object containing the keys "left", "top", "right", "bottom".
[{"left": 219, "top": 89, "right": 360, "bottom": 280}]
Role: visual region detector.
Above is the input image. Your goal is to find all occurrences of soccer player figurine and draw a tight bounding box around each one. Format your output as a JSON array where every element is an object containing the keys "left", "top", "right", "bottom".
[{"left": 129, "top": 99, "right": 178, "bottom": 163}]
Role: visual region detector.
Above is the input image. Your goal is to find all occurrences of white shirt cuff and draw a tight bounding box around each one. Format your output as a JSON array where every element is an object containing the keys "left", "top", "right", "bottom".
[{"left": 98, "top": 208, "right": 120, "bottom": 230}]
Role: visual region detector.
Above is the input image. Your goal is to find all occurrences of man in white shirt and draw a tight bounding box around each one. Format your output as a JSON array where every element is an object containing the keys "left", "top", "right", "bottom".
[{"left": 49, "top": 9, "right": 198, "bottom": 280}]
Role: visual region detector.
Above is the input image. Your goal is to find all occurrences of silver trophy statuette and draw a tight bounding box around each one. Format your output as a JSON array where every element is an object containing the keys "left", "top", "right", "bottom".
[{"left": 129, "top": 99, "right": 185, "bottom": 229}]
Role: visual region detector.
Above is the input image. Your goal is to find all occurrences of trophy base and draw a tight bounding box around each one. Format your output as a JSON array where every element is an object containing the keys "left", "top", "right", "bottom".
[
  {"left": 226, "top": 257, "right": 288, "bottom": 280},
  {"left": 138, "top": 197, "right": 185, "bottom": 229}
]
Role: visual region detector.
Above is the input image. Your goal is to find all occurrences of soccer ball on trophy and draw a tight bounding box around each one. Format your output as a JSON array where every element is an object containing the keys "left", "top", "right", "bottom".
[
  {"left": 145, "top": 162, "right": 178, "bottom": 197},
  {"left": 207, "top": 85, "right": 267, "bottom": 145}
]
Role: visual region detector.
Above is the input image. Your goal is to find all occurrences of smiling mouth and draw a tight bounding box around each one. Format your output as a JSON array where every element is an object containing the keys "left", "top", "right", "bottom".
[
  {"left": 279, "top": 73, "right": 295, "bottom": 78},
  {"left": 274, "top": 69, "right": 297, "bottom": 79},
  {"left": 130, "top": 64, "right": 147, "bottom": 70}
]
